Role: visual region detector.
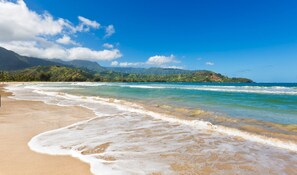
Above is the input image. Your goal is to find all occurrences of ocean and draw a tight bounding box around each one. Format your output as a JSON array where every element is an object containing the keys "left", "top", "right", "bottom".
[{"left": 6, "top": 82, "right": 297, "bottom": 174}]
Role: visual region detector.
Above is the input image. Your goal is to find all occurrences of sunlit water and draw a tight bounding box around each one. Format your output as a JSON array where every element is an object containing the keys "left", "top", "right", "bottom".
[{"left": 5, "top": 82, "right": 297, "bottom": 175}]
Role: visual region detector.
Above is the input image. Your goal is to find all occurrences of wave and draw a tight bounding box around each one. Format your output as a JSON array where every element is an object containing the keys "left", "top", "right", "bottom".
[
  {"left": 69, "top": 82, "right": 297, "bottom": 95},
  {"left": 7, "top": 84, "right": 297, "bottom": 152},
  {"left": 182, "top": 86, "right": 297, "bottom": 95},
  {"left": 5, "top": 83, "right": 297, "bottom": 174}
]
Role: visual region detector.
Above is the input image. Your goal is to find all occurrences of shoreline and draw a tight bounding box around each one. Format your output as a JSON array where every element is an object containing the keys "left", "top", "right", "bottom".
[
  {"left": 0, "top": 84, "right": 94, "bottom": 175},
  {"left": 0, "top": 82, "right": 296, "bottom": 175},
  {"left": 7, "top": 82, "right": 297, "bottom": 152}
]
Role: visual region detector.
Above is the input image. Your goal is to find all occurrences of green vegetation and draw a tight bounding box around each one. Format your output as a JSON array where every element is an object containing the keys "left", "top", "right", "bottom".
[
  {"left": 0, "top": 66, "right": 253, "bottom": 83},
  {"left": 51, "top": 59, "right": 106, "bottom": 72},
  {"left": 0, "top": 66, "right": 94, "bottom": 82},
  {"left": 0, "top": 46, "right": 253, "bottom": 83},
  {"left": 107, "top": 67, "right": 194, "bottom": 75},
  {"left": 0, "top": 47, "right": 63, "bottom": 71}
]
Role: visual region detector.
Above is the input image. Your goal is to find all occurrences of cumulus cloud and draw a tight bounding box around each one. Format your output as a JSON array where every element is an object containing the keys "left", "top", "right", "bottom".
[
  {"left": 0, "top": 0, "right": 68, "bottom": 41},
  {"left": 105, "top": 25, "right": 115, "bottom": 38},
  {"left": 67, "top": 47, "right": 121, "bottom": 60},
  {"left": 111, "top": 54, "right": 182, "bottom": 68},
  {"left": 146, "top": 54, "right": 178, "bottom": 65},
  {"left": 164, "top": 66, "right": 184, "bottom": 69},
  {"left": 56, "top": 35, "right": 79, "bottom": 45},
  {"left": 0, "top": 0, "right": 120, "bottom": 61},
  {"left": 103, "top": 43, "right": 114, "bottom": 49},
  {"left": 0, "top": 41, "right": 121, "bottom": 60},
  {"left": 76, "top": 16, "right": 100, "bottom": 32},
  {"left": 205, "top": 61, "right": 215, "bottom": 66},
  {"left": 110, "top": 61, "right": 143, "bottom": 67},
  {"left": 111, "top": 61, "right": 119, "bottom": 66},
  {"left": 120, "top": 62, "right": 143, "bottom": 67}
]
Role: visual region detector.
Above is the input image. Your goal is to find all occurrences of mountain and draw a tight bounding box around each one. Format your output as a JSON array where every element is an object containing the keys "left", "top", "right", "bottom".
[
  {"left": 0, "top": 46, "right": 253, "bottom": 82},
  {"left": 1, "top": 66, "right": 94, "bottom": 82},
  {"left": 0, "top": 65, "right": 253, "bottom": 83},
  {"left": 0, "top": 47, "right": 194, "bottom": 75},
  {"left": 51, "top": 59, "right": 106, "bottom": 72},
  {"left": 0, "top": 47, "right": 62, "bottom": 71},
  {"left": 0, "top": 47, "right": 105, "bottom": 72},
  {"left": 106, "top": 67, "right": 194, "bottom": 75}
]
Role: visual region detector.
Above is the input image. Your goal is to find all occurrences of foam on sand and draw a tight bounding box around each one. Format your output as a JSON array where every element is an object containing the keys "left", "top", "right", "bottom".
[{"left": 5, "top": 83, "right": 297, "bottom": 174}]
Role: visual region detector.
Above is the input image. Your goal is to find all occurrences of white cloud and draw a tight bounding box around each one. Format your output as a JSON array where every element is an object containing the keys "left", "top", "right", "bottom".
[
  {"left": 68, "top": 47, "right": 121, "bottom": 61},
  {"left": 111, "top": 61, "right": 119, "bottom": 66},
  {"left": 119, "top": 62, "right": 143, "bottom": 67},
  {"left": 78, "top": 16, "right": 100, "bottom": 28},
  {"left": 0, "top": 0, "right": 68, "bottom": 41},
  {"left": 110, "top": 61, "right": 143, "bottom": 67},
  {"left": 0, "top": 41, "right": 121, "bottom": 61},
  {"left": 146, "top": 54, "right": 178, "bottom": 65},
  {"left": 103, "top": 43, "right": 114, "bottom": 49},
  {"left": 164, "top": 66, "right": 184, "bottom": 69},
  {"left": 0, "top": 0, "right": 121, "bottom": 61},
  {"left": 0, "top": 41, "right": 67, "bottom": 59},
  {"left": 205, "top": 61, "right": 215, "bottom": 66},
  {"left": 105, "top": 25, "right": 115, "bottom": 38},
  {"left": 111, "top": 54, "right": 182, "bottom": 68},
  {"left": 56, "top": 35, "right": 79, "bottom": 45},
  {"left": 77, "top": 16, "right": 100, "bottom": 32}
]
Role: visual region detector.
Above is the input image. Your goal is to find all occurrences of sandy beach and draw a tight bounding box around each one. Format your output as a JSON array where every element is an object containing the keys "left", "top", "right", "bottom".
[
  {"left": 1, "top": 83, "right": 296, "bottom": 175},
  {"left": 0, "top": 84, "right": 93, "bottom": 175}
]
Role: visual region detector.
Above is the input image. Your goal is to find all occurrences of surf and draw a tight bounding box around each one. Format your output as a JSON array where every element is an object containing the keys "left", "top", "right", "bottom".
[{"left": 5, "top": 83, "right": 297, "bottom": 174}]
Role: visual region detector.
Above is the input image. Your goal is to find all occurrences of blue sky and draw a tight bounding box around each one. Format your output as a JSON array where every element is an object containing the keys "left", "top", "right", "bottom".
[{"left": 1, "top": 0, "right": 297, "bottom": 82}]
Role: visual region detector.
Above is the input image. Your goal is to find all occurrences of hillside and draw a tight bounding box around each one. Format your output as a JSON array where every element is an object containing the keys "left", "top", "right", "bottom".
[
  {"left": 0, "top": 65, "right": 253, "bottom": 83},
  {"left": 0, "top": 47, "right": 106, "bottom": 72},
  {"left": 0, "top": 47, "right": 190, "bottom": 75},
  {"left": 0, "top": 47, "right": 253, "bottom": 82},
  {"left": 107, "top": 67, "right": 194, "bottom": 75},
  {"left": 51, "top": 59, "right": 106, "bottom": 72},
  {"left": 0, "top": 46, "right": 194, "bottom": 76},
  {"left": 0, "top": 47, "right": 62, "bottom": 71},
  {"left": 0, "top": 66, "right": 94, "bottom": 82}
]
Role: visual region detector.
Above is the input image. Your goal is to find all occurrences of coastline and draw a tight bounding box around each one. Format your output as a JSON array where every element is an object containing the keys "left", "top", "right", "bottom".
[
  {"left": 1, "top": 82, "right": 297, "bottom": 174},
  {"left": 0, "top": 84, "right": 93, "bottom": 175}
]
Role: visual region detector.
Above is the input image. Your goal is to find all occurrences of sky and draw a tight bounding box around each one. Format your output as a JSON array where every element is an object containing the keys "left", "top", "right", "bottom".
[{"left": 0, "top": 0, "right": 297, "bottom": 82}]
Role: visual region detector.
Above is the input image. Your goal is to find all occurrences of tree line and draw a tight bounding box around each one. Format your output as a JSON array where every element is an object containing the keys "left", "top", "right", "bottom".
[{"left": 0, "top": 66, "right": 253, "bottom": 83}]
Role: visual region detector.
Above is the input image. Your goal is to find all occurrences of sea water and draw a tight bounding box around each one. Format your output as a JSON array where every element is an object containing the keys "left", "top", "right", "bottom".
[{"left": 5, "top": 82, "right": 297, "bottom": 174}]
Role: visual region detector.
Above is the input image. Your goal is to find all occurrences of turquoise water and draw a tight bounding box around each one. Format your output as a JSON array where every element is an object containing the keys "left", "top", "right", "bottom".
[
  {"left": 56, "top": 82, "right": 297, "bottom": 125},
  {"left": 7, "top": 82, "right": 297, "bottom": 174}
]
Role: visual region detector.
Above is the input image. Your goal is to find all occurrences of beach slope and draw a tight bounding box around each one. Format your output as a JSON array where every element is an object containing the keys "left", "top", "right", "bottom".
[{"left": 0, "top": 85, "right": 93, "bottom": 175}]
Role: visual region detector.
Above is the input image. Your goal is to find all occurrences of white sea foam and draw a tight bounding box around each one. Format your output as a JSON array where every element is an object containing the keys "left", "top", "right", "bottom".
[
  {"left": 69, "top": 82, "right": 297, "bottom": 95},
  {"left": 5, "top": 83, "right": 297, "bottom": 175},
  {"left": 182, "top": 86, "right": 297, "bottom": 95},
  {"left": 6, "top": 83, "right": 297, "bottom": 152},
  {"left": 71, "top": 82, "right": 112, "bottom": 87}
]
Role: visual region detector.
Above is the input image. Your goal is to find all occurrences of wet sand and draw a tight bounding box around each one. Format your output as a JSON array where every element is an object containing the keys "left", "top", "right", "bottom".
[
  {"left": 1, "top": 83, "right": 297, "bottom": 175},
  {"left": 0, "top": 84, "right": 93, "bottom": 175}
]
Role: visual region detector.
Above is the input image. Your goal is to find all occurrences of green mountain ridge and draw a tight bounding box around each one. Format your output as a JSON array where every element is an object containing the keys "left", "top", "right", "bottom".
[
  {"left": 1, "top": 66, "right": 94, "bottom": 82},
  {"left": 0, "top": 47, "right": 63, "bottom": 71},
  {"left": 50, "top": 59, "right": 106, "bottom": 72},
  {"left": 106, "top": 67, "right": 194, "bottom": 75},
  {"left": 0, "top": 65, "right": 253, "bottom": 83},
  {"left": 0, "top": 47, "right": 198, "bottom": 75},
  {"left": 0, "top": 47, "right": 253, "bottom": 82}
]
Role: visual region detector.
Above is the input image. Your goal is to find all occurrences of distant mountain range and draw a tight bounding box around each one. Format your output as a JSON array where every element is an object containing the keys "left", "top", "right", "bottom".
[
  {"left": 0, "top": 47, "right": 63, "bottom": 71},
  {"left": 107, "top": 67, "right": 198, "bottom": 75},
  {"left": 0, "top": 47, "right": 207, "bottom": 75},
  {"left": 0, "top": 47, "right": 253, "bottom": 83}
]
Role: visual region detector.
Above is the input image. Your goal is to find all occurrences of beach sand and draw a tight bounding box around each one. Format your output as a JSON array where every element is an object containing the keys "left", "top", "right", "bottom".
[
  {"left": 0, "top": 85, "right": 93, "bottom": 175},
  {"left": 1, "top": 83, "right": 296, "bottom": 175}
]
